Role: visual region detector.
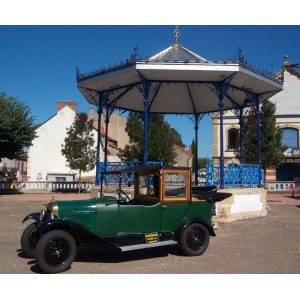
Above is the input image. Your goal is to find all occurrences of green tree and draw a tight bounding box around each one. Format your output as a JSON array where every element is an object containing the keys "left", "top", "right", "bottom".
[
  {"left": 0, "top": 93, "right": 37, "bottom": 162},
  {"left": 242, "top": 100, "right": 286, "bottom": 172},
  {"left": 190, "top": 139, "right": 211, "bottom": 170},
  {"left": 198, "top": 157, "right": 212, "bottom": 168},
  {"left": 191, "top": 139, "right": 196, "bottom": 170},
  {"left": 170, "top": 128, "right": 186, "bottom": 148},
  {"left": 119, "top": 112, "right": 184, "bottom": 165},
  {"left": 61, "top": 112, "right": 96, "bottom": 193}
]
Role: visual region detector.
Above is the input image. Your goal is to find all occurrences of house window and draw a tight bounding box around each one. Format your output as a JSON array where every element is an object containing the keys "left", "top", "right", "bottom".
[
  {"left": 55, "top": 177, "right": 66, "bottom": 182},
  {"left": 282, "top": 128, "right": 298, "bottom": 148},
  {"left": 228, "top": 128, "right": 239, "bottom": 151}
]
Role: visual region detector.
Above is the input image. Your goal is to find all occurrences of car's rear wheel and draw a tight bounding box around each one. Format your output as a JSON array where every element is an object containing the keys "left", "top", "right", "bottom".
[
  {"left": 35, "top": 230, "right": 76, "bottom": 274},
  {"left": 179, "top": 223, "right": 209, "bottom": 256},
  {"left": 21, "top": 222, "right": 37, "bottom": 258}
]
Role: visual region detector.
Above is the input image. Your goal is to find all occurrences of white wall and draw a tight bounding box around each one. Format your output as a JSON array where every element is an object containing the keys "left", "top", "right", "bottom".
[
  {"left": 27, "top": 106, "right": 101, "bottom": 181},
  {"left": 271, "top": 71, "right": 300, "bottom": 115}
]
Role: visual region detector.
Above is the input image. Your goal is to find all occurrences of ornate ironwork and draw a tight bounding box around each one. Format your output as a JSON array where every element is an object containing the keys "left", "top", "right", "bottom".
[
  {"left": 180, "top": 113, "right": 206, "bottom": 127},
  {"left": 174, "top": 25, "right": 180, "bottom": 44},
  {"left": 206, "top": 162, "right": 262, "bottom": 188},
  {"left": 77, "top": 51, "right": 280, "bottom": 84},
  {"left": 97, "top": 161, "right": 163, "bottom": 186}
]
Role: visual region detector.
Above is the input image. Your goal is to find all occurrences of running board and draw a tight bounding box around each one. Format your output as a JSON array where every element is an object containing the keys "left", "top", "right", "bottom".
[{"left": 120, "top": 240, "right": 177, "bottom": 252}]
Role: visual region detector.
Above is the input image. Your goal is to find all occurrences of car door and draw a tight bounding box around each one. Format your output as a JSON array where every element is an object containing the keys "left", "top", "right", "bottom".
[
  {"left": 118, "top": 173, "right": 162, "bottom": 235},
  {"left": 161, "top": 170, "right": 190, "bottom": 232},
  {"left": 118, "top": 201, "right": 162, "bottom": 234}
]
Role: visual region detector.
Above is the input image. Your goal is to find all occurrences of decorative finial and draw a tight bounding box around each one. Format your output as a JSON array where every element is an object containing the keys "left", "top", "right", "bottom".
[
  {"left": 283, "top": 54, "right": 290, "bottom": 68},
  {"left": 173, "top": 25, "right": 180, "bottom": 44}
]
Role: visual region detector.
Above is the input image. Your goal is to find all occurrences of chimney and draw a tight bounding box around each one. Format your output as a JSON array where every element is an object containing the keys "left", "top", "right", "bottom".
[
  {"left": 89, "top": 108, "right": 95, "bottom": 119},
  {"left": 67, "top": 99, "right": 77, "bottom": 112},
  {"left": 57, "top": 102, "right": 67, "bottom": 112}
]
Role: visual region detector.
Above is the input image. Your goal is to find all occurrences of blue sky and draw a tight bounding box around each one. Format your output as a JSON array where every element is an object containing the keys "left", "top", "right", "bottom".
[{"left": 1, "top": 3, "right": 300, "bottom": 158}]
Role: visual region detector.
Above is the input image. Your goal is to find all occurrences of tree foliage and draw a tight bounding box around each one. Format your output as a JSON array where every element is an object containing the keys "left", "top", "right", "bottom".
[
  {"left": 242, "top": 100, "right": 286, "bottom": 170},
  {"left": 190, "top": 139, "right": 211, "bottom": 170},
  {"left": 170, "top": 128, "right": 186, "bottom": 148},
  {"left": 0, "top": 93, "right": 37, "bottom": 162},
  {"left": 119, "top": 112, "right": 185, "bottom": 165},
  {"left": 191, "top": 139, "right": 196, "bottom": 170},
  {"left": 61, "top": 112, "right": 96, "bottom": 191},
  {"left": 197, "top": 157, "right": 212, "bottom": 169}
]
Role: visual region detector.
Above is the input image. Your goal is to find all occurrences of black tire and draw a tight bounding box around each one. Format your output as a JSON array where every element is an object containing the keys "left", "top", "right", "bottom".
[
  {"left": 20, "top": 223, "right": 37, "bottom": 258},
  {"left": 35, "top": 230, "right": 76, "bottom": 274},
  {"left": 179, "top": 223, "right": 210, "bottom": 256}
]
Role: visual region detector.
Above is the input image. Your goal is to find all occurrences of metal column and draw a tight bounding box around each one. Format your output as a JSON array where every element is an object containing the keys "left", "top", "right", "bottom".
[
  {"left": 239, "top": 107, "right": 244, "bottom": 164},
  {"left": 208, "top": 74, "right": 235, "bottom": 189},
  {"left": 218, "top": 92, "right": 225, "bottom": 189},
  {"left": 142, "top": 80, "right": 150, "bottom": 166},
  {"left": 104, "top": 109, "right": 109, "bottom": 163},
  {"left": 194, "top": 114, "right": 199, "bottom": 185},
  {"left": 255, "top": 96, "right": 262, "bottom": 188},
  {"left": 95, "top": 94, "right": 104, "bottom": 185}
]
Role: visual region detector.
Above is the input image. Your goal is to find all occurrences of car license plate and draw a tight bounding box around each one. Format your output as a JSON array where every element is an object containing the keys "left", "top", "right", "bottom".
[{"left": 145, "top": 232, "right": 159, "bottom": 244}]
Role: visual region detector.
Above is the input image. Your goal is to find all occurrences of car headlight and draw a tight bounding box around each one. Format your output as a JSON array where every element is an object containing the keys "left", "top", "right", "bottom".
[{"left": 46, "top": 200, "right": 58, "bottom": 217}]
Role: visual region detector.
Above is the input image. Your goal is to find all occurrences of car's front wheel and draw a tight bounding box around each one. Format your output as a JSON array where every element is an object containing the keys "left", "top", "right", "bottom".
[
  {"left": 35, "top": 230, "right": 76, "bottom": 274},
  {"left": 21, "top": 222, "right": 38, "bottom": 258},
  {"left": 179, "top": 223, "right": 209, "bottom": 256}
]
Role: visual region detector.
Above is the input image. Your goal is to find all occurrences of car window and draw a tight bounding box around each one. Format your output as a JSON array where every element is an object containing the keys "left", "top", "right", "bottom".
[
  {"left": 138, "top": 175, "right": 148, "bottom": 195},
  {"left": 136, "top": 174, "right": 160, "bottom": 199},
  {"left": 164, "top": 172, "right": 187, "bottom": 201}
]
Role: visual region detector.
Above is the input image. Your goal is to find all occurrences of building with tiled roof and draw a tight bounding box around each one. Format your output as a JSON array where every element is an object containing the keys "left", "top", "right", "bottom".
[
  {"left": 26, "top": 100, "right": 123, "bottom": 182},
  {"left": 173, "top": 144, "right": 193, "bottom": 168}
]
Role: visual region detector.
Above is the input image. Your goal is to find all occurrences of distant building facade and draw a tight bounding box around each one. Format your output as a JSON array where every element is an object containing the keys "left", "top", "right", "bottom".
[
  {"left": 0, "top": 153, "right": 27, "bottom": 181},
  {"left": 212, "top": 56, "right": 300, "bottom": 183},
  {"left": 27, "top": 100, "right": 124, "bottom": 182},
  {"left": 174, "top": 144, "right": 193, "bottom": 167},
  {"left": 88, "top": 108, "right": 129, "bottom": 151}
]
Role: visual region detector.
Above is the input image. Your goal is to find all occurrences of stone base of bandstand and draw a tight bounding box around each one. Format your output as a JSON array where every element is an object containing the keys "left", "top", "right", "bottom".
[{"left": 215, "top": 188, "right": 267, "bottom": 224}]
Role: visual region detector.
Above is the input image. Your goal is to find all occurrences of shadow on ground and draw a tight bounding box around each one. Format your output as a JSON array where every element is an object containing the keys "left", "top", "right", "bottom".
[{"left": 17, "top": 244, "right": 181, "bottom": 274}]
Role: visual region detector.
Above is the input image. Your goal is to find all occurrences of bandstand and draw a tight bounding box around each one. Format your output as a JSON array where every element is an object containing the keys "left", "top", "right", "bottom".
[{"left": 76, "top": 27, "right": 283, "bottom": 222}]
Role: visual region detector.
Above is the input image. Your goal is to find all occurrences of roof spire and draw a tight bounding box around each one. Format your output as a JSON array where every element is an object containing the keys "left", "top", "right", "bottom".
[
  {"left": 173, "top": 25, "right": 180, "bottom": 44},
  {"left": 283, "top": 54, "right": 290, "bottom": 69}
]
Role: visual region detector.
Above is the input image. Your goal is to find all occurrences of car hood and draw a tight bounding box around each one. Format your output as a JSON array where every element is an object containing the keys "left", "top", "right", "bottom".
[{"left": 55, "top": 197, "right": 118, "bottom": 232}]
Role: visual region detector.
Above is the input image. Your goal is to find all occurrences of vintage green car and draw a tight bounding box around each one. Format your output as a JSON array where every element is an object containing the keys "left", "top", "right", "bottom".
[{"left": 21, "top": 166, "right": 230, "bottom": 273}]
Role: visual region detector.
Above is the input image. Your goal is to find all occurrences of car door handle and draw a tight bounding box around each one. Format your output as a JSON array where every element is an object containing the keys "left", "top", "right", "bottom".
[{"left": 162, "top": 205, "right": 167, "bottom": 209}]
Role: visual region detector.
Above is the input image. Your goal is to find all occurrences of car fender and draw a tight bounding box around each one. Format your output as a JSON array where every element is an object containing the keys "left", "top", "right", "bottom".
[
  {"left": 22, "top": 212, "right": 41, "bottom": 224},
  {"left": 174, "top": 218, "right": 216, "bottom": 241},
  {"left": 35, "top": 218, "right": 103, "bottom": 245}
]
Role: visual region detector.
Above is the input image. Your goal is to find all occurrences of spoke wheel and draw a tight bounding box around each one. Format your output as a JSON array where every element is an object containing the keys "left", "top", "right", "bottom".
[
  {"left": 35, "top": 230, "right": 76, "bottom": 274},
  {"left": 21, "top": 222, "right": 37, "bottom": 258},
  {"left": 179, "top": 223, "right": 209, "bottom": 256}
]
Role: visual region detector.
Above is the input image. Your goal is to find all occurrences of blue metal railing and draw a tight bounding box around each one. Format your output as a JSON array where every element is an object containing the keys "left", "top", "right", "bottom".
[
  {"left": 206, "top": 162, "right": 264, "bottom": 188},
  {"left": 97, "top": 161, "right": 163, "bottom": 186}
]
